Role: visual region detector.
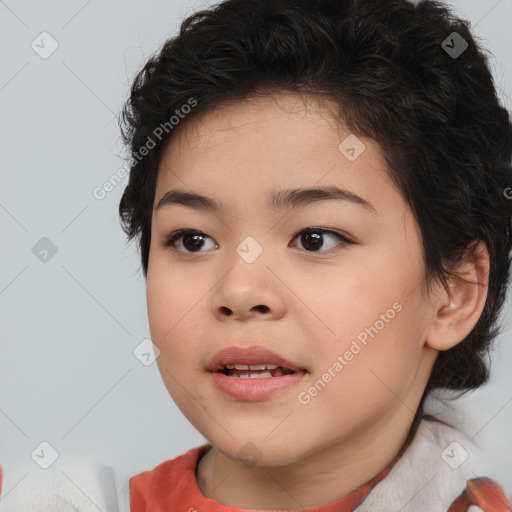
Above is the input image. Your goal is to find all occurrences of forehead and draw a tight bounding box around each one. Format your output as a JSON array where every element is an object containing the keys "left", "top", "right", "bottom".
[
  {"left": 159, "top": 93, "right": 380, "bottom": 177},
  {"left": 166, "top": 92, "right": 343, "bottom": 153}
]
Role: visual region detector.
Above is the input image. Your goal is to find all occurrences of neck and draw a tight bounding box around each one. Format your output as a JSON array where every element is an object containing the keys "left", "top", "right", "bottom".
[{"left": 196, "top": 406, "right": 422, "bottom": 509}]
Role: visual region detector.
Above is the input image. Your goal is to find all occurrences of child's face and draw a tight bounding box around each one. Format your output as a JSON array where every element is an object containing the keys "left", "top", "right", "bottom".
[{"left": 147, "top": 92, "right": 439, "bottom": 466}]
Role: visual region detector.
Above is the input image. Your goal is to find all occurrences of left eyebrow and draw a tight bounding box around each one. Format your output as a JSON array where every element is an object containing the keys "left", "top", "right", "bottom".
[{"left": 155, "top": 186, "right": 377, "bottom": 215}]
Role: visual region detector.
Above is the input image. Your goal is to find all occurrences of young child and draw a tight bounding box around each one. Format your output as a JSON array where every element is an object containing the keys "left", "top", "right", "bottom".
[{"left": 1, "top": 0, "right": 511, "bottom": 510}]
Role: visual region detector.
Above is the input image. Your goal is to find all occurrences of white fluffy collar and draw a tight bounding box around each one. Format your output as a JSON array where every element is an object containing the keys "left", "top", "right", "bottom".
[{"left": 357, "top": 416, "right": 488, "bottom": 511}]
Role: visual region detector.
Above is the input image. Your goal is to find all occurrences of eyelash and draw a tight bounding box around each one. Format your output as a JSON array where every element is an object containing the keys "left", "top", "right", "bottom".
[{"left": 162, "top": 227, "right": 354, "bottom": 254}]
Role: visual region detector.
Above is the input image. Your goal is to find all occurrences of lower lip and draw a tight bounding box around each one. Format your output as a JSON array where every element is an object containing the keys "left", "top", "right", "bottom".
[{"left": 210, "top": 371, "right": 306, "bottom": 401}]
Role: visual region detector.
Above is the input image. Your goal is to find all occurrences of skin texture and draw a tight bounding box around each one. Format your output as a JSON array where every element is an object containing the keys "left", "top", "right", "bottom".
[{"left": 146, "top": 92, "right": 490, "bottom": 509}]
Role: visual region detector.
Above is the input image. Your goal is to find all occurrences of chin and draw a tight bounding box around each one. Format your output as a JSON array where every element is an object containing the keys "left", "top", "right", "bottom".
[{"left": 205, "top": 432, "right": 308, "bottom": 468}]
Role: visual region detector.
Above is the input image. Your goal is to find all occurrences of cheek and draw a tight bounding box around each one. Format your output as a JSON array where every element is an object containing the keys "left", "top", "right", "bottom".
[
  {"left": 351, "top": 305, "right": 424, "bottom": 400},
  {"left": 309, "top": 275, "right": 422, "bottom": 396},
  {"left": 147, "top": 274, "right": 204, "bottom": 407},
  {"left": 305, "top": 315, "right": 420, "bottom": 427},
  {"left": 147, "top": 257, "right": 198, "bottom": 336},
  {"left": 146, "top": 263, "right": 209, "bottom": 377},
  {"left": 146, "top": 251, "right": 226, "bottom": 401},
  {"left": 301, "top": 269, "right": 388, "bottom": 353}
]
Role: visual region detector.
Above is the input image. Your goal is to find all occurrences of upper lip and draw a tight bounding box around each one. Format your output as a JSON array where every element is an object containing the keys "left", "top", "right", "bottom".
[{"left": 207, "top": 346, "right": 304, "bottom": 372}]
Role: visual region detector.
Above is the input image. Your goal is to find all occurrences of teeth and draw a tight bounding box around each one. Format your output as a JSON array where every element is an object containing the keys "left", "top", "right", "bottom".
[
  {"left": 226, "top": 363, "right": 280, "bottom": 371},
  {"left": 219, "top": 363, "right": 296, "bottom": 378},
  {"left": 231, "top": 371, "right": 275, "bottom": 379},
  {"left": 223, "top": 369, "right": 289, "bottom": 378}
]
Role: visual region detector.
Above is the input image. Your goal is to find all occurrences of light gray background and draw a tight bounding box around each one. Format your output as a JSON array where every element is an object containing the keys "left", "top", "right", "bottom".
[{"left": 1, "top": 0, "right": 511, "bottom": 504}]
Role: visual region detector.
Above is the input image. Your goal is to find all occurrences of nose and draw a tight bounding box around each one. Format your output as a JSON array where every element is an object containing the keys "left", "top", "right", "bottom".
[{"left": 208, "top": 250, "right": 287, "bottom": 322}]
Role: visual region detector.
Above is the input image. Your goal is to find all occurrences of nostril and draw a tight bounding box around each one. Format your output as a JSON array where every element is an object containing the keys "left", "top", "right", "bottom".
[{"left": 253, "top": 305, "right": 269, "bottom": 313}]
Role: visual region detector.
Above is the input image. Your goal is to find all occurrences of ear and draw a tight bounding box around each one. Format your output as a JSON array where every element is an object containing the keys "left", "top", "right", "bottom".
[{"left": 425, "top": 241, "right": 490, "bottom": 351}]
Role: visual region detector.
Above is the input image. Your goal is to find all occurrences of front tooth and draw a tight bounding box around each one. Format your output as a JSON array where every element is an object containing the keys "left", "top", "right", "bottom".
[
  {"left": 254, "top": 371, "right": 273, "bottom": 378},
  {"left": 248, "top": 363, "right": 267, "bottom": 370},
  {"left": 235, "top": 364, "right": 249, "bottom": 370}
]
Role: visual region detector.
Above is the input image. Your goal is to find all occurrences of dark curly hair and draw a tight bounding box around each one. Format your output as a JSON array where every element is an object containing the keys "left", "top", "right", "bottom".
[{"left": 118, "top": 0, "right": 512, "bottom": 394}]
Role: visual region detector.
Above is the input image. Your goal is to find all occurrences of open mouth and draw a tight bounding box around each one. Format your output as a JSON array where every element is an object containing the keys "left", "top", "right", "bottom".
[
  {"left": 210, "top": 358, "right": 306, "bottom": 399},
  {"left": 217, "top": 363, "right": 296, "bottom": 378}
]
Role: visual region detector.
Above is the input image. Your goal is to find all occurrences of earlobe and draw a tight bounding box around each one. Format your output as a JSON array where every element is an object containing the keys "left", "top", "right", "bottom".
[{"left": 425, "top": 241, "right": 490, "bottom": 352}]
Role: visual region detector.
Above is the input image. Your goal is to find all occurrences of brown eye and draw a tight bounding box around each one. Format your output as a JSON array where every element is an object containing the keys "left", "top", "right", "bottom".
[
  {"left": 164, "top": 230, "right": 218, "bottom": 253},
  {"left": 291, "top": 228, "right": 353, "bottom": 252}
]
